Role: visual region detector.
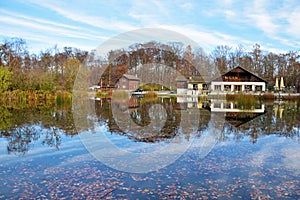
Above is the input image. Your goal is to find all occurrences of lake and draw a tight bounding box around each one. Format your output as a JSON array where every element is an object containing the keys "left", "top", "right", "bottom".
[{"left": 0, "top": 97, "right": 299, "bottom": 199}]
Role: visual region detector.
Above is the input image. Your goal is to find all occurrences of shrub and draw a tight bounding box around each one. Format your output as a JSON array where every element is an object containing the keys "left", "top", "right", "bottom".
[
  {"left": 112, "top": 90, "right": 129, "bottom": 99},
  {"left": 226, "top": 93, "right": 259, "bottom": 110},
  {"left": 144, "top": 91, "right": 158, "bottom": 98}
]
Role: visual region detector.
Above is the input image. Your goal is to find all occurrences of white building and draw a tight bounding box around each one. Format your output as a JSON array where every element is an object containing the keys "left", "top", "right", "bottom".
[
  {"left": 176, "top": 75, "right": 208, "bottom": 96},
  {"left": 210, "top": 66, "right": 267, "bottom": 93}
]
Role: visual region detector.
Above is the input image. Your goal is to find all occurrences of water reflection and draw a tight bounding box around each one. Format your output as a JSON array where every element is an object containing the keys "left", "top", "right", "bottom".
[
  {"left": 0, "top": 98, "right": 299, "bottom": 199},
  {"left": 96, "top": 97, "right": 207, "bottom": 143},
  {"left": 210, "top": 99, "right": 266, "bottom": 128},
  {"left": 0, "top": 98, "right": 299, "bottom": 154},
  {"left": 0, "top": 103, "right": 76, "bottom": 154}
]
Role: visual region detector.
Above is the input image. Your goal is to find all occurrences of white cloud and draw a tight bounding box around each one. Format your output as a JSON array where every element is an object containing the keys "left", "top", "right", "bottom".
[
  {"left": 0, "top": 25, "right": 97, "bottom": 53},
  {"left": 128, "top": 0, "right": 171, "bottom": 27},
  {"left": 2, "top": 0, "right": 300, "bottom": 53},
  {"left": 180, "top": 2, "right": 193, "bottom": 10},
  {"left": 0, "top": 8, "right": 111, "bottom": 52},
  {"left": 0, "top": 16, "right": 107, "bottom": 41},
  {"left": 26, "top": 0, "right": 138, "bottom": 32},
  {"left": 158, "top": 24, "right": 253, "bottom": 53},
  {"left": 286, "top": 7, "right": 300, "bottom": 39},
  {"left": 219, "top": 0, "right": 233, "bottom": 6},
  {"left": 224, "top": 10, "right": 236, "bottom": 18},
  {"left": 0, "top": 9, "right": 80, "bottom": 30},
  {"left": 236, "top": 0, "right": 300, "bottom": 51},
  {"left": 245, "top": 0, "right": 279, "bottom": 37}
]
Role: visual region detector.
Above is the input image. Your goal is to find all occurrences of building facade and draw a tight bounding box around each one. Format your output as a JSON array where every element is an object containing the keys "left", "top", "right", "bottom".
[
  {"left": 117, "top": 74, "right": 140, "bottom": 91},
  {"left": 210, "top": 66, "right": 267, "bottom": 93},
  {"left": 176, "top": 75, "right": 208, "bottom": 95}
]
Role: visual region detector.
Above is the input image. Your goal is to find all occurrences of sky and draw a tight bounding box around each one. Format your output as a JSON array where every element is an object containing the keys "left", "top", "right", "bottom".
[{"left": 1, "top": 0, "right": 300, "bottom": 54}]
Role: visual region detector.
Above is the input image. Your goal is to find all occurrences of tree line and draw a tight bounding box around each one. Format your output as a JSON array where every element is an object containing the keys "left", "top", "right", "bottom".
[
  {"left": 0, "top": 38, "right": 88, "bottom": 92},
  {"left": 1, "top": 38, "right": 299, "bottom": 93}
]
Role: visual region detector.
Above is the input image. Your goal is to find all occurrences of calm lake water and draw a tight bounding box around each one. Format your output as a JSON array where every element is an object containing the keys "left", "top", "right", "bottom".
[{"left": 0, "top": 97, "right": 299, "bottom": 199}]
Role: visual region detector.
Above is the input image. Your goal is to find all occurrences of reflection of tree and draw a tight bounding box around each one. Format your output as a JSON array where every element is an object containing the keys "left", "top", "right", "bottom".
[
  {"left": 6, "top": 126, "right": 39, "bottom": 155},
  {"left": 112, "top": 98, "right": 182, "bottom": 143},
  {"left": 216, "top": 102, "right": 300, "bottom": 143},
  {"left": 42, "top": 127, "right": 61, "bottom": 149},
  {"left": 95, "top": 97, "right": 213, "bottom": 143},
  {"left": 198, "top": 108, "right": 211, "bottom": 131},
  {"left": 0, "top": 102, "right": 76, "bottom": 154},
  {"left": 2, "top": 100, "right": 298, "bottom": 154}
]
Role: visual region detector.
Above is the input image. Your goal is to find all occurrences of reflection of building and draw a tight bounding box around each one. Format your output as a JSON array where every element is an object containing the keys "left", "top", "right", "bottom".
[
  {"left": 210, "top": 100, "right": 265, "bottom": 113},
  {"left": 177, "top": 96, "right": 198, "bottom": 109},
  {"left": 224, "top": 112, "right": 265, "bottom": 127},
  {"left": 110, "top": 96, "right": 140, "bottom": 112},
  {"left": 128, "top": 97, "right": 139, "bottom": 108},
  {"left": 211, "top": 66, "right": 267, "bottom": 93},
  {"left": 117, "top": 74, "right": 140, "bottom": 91},
  {"left": 176, "top": 96, "right": 210, "bottom": 110},
  {"left": 176, "top": 75, "right": 208, "bottom": 96},
  {"left": 210, "top": 100, "right": 266, "bottom": 127}
]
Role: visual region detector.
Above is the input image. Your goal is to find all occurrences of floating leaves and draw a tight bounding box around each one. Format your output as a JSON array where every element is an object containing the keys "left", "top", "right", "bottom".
[{"left": 1, "top": 102, "right": 300, "bottom": 199}]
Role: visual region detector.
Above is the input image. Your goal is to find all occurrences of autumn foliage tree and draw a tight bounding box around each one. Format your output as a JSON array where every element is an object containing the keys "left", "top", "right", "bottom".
[
  {"left": 0, "top": 67, "right": 12, "bottom": 93},
  {"left": 0, "top": 38, "right": 299, "bottom": 93}
]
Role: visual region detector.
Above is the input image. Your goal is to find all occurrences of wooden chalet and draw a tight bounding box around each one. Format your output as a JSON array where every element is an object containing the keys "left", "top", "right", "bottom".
[{"left": 210, "top": 66, "right": 267, "bottom": 92}]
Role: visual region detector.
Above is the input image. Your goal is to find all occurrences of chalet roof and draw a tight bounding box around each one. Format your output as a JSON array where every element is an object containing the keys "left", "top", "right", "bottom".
[
  {"left": 211, "top": 66, "right": 268, "bottom": 83},
  {"left": 175, "top": 74, "right": 188, "bottom": 82},
  {"left": 189, "top": 76, "right": 206, "bottom": 83},
  {"left": 235, "top": 66, "right": 268, "bottom": 83},
  {"left": 122, "top": 74, "right": 140, "bottom": 81},
  {"left": 175, "top": 75, "right": 208, "bottom": 83}
]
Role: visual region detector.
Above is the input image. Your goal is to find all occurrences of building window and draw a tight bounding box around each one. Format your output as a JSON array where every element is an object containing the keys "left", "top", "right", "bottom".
[
  {"left": 214, "top": 85, "right": 221, "bottom": 91},
  {"left": 235, "top": 85, "right": 241, "bottom": 91},
  {"left": 193, "top": 84, "right": 198, "bottom": 90},
  {"left": 224, "top": 85, "right": 231, "bottom": 91},
  {"left": 214, "top": 102, "right": 221, "bottom": 108},
  {"left": 225, "top": 103, "right": 231, "bottom": 109},
  {"left": 245, "top": 85, "right": 252, "bottom": 91},
  {"left": 255, "top": 86, "right": 262, "bottom": 91}
]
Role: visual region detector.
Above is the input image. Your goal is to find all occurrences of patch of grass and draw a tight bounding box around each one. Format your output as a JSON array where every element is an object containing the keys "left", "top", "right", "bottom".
[
  {"left": 0, "top": 90, "right": 71, "bottom": 108},
  {"left": 55, "top": 90, "right": 72, "bottom": 105},
  {"left": 227, "top": 93, "right": 259, "bottom": 110},
  {"left": 140, "top": 83, "right": 169, "bottom": 91}
]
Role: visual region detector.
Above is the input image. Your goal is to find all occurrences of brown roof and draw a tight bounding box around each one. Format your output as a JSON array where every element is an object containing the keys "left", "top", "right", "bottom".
[
  {"left": 189, "top": 76, "right": 206, "bottom": 83},
  {"left": 211, "top": 66, "right": 268, "bottom": 83},
  {"left": 175, "top": 74, "right": 188, "bottom": 82},
  {"left": 122, "top": 74, "right": 140, "bottom": 81}
]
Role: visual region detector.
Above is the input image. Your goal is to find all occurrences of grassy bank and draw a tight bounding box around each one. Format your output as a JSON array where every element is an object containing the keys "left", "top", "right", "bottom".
[
  {"left": 226, "top": 93, "right": 260, "bottom": 110},
  {"left": 0, "top": 90, "right": 72, "bottom": 105}
]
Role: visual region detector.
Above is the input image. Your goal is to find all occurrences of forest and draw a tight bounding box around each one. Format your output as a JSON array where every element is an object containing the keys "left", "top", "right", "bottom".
[{"left": 0, "top": 38, "right": 299, "bottom": 96}]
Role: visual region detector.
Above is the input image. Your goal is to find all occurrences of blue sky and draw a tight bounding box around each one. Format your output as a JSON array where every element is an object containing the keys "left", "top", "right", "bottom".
[{"left": 1, "top": 0, "right": 300, "bottom": 54}]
